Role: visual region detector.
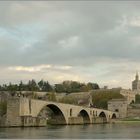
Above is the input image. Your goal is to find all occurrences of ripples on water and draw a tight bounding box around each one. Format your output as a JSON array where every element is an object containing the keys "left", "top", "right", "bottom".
[{"left": 0, "top": 123, "right": 140, "bottom": 139}]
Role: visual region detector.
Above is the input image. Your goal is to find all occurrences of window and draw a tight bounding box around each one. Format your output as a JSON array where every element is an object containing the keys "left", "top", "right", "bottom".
[
  {"left": 96, "top": 111, "right": 97, "bottom": 116},
  {"left": 70, "top": 109, "right": 72, "bottom": 116},
  {"left": 29, "top": 99, "right": 31, "bottom": 114},
  {"left": 93, "top": 110, "right": 94, "bottom": 116}
]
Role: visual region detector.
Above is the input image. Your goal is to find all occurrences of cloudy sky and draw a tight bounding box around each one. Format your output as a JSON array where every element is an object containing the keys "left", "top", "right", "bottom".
[{"left": 0, "top": 1, "right": 140, "bottom": 88}]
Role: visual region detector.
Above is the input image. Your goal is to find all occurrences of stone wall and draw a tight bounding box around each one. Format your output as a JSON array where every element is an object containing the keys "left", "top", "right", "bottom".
[
  {"left": 68, "top": 117, "right": 83, "bottom": 124},
  {"left": 127, "top": 108, "right": 140, "bottom": 118},
  {"left": 0, "top": 115, "right": 6, "bottom": 127},
  {"left": 0, "top": 91, "right": 9, "bottom": 102},
  {"left": 20, "top": 97, "right": 30, "bottom": 116},
  {"left": 6, "top": 97, "right": 22, "bottom": 126},
  {"left": 92, "top": 117, "right": 107, "bottom": 124},
  {"left": 68, "top": 116, "right": 107, "bottom": 124},
  {"left": 6, "top": 97, "right": 47, "bottom": 127}
]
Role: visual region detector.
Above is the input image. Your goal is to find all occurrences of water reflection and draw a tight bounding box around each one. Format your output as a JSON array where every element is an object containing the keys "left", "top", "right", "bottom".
[{"left": 0, "top": 124, "right": 140, "bottom": 138}]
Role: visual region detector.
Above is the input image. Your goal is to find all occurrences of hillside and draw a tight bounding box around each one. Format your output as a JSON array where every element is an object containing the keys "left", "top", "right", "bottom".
[{"left": 59, "top": 89, "right": 124, "bottom": 109}]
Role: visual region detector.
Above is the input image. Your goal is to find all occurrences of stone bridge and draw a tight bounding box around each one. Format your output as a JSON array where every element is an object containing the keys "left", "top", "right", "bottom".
[{"left": 6, "top": 97, "right": 119, "bottom": 127}]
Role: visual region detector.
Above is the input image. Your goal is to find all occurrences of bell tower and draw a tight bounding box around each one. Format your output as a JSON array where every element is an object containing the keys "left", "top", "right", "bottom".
[{"left": 132, "top": 71, "right": 140, "bottom": 91}]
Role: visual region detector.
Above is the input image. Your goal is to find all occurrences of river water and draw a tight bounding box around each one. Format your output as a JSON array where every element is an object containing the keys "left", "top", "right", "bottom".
[{"left": 0, "top": 123, "right": 140, "bottom": 139}]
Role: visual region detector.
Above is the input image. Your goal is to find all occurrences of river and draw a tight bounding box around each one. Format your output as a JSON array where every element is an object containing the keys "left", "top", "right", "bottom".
[{"left": 0, "top": 123, "right": 140, "bottom": 139}]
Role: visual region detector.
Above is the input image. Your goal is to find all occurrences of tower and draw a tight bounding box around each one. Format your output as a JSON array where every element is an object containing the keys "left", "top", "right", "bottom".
[
  {"left": 136, "top": 71, "right": 139, "bottom": 81},
  {"left": 132, "top": 72, "right": 140, "bottom": 91}
]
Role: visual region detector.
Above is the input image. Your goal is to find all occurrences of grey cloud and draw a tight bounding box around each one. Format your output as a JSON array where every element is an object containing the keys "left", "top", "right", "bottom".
[{"left": 0, "top": 1, "right": 140, "bottom": 87}]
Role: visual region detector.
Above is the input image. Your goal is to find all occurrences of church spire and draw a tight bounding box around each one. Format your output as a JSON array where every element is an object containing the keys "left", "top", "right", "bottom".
[{"left": 136, "top": 71, "right": 139, "bottom": 81}]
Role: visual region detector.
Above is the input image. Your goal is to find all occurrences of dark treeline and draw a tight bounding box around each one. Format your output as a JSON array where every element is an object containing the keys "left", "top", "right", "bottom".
[
  {"left": 0, "top": 80, "right": 99, "bottom": 93},
  {"left": 55, "top": 81, "right": 99, "bottom": 93}
]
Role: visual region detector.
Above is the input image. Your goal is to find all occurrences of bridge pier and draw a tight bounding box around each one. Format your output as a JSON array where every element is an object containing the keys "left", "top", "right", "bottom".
[
  {"left": 68, "top": 117, "right": 83, "bottom": 125},
  {"left": 92, "top": 117, "right": 107, "bottom": 124},
  {"left": 47, "top": 116, "right": 67, "bottom": 125}
]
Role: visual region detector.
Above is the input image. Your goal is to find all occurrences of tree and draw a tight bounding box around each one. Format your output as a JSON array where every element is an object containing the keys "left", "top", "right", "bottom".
[
  {"left": 55, "top": 84, "right": 65, "bottom": 93},
  {"left": 43, "top": 81, "right": 53, "bottom": 92},
  {"left": 0, "top": 80, "right": 100, "bottom": 93},
  {"left": 7, "top": 83, "right": 18, "bottom": 95},
  {"left": 19, "top": 81, "right": 24, "bottom": 91},
  {"left": 38, "top": 80, "right": 44, "bottom": 91},
  {"left": 28, "top": 79, "right": 39, "bottom": 91},
  {"left": 92, "top": 83, "right": 100, "bottom": 89},
  {"left": 87, "top": 82, "right": 100, "bottom": 90},
  {"left": 70, "top": 81, "right": 81, "bottom": 92},
  {"left": 38, "top": 80, "right": 53, "bottom": 92}
]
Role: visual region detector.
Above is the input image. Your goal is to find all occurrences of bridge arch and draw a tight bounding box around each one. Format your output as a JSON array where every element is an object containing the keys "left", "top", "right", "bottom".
[
  {"left": 78, "top": 109, "right": 90, "bottom": 124},
  {"left": 37, "top": 104, "right": 67, "bottom": 124},
  {"left": 111, "top": 113, "right": 117, "bottom": 119},
  {"left": 99, "top": 111, "right": 107, "bottom": 123}
]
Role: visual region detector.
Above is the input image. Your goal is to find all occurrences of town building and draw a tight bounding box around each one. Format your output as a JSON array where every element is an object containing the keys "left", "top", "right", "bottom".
[{"left": 108, "top": 72, "right": 140, "bottom": 118}]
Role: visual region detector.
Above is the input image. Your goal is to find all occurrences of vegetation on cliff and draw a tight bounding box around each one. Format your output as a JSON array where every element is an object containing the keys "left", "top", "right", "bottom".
[
  {"left": 59, "top": 93, "right": 81, "bottom": 105},
  {"left": 59, "top": 89, "right": 124, "bottom": 109},
  {"left": 90, "top": 89, "right": 124, "bottom": 109}
]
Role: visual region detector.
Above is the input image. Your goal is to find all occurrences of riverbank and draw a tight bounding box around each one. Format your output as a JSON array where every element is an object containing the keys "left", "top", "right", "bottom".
[{"left": 114, "top": 118, "right": 140, "bottom": 123}]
